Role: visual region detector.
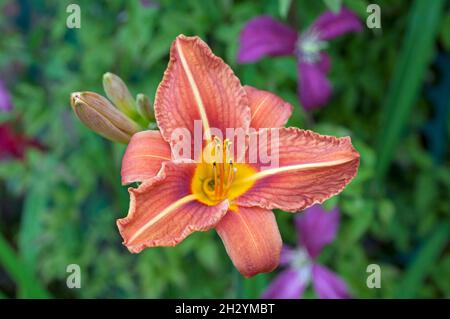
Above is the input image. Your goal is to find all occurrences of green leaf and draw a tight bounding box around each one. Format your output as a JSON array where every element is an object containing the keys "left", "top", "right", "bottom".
[
  {"left": 0, "top": 232, "right": 50, "bottom": 298},
  {"left": 343, "top": 0, "right": 369, "bottom": 16},
  {"left": 440, "top": 10, "right": 450, "bottom": 49},
  {"left": 375, "top": 0, "right": 445, "bottom": 179},
  {"left": 278, "top": 0, "right": 292, "bottom": 19},
  {"left": 394, "top": 219, "right": 450, "bottom": 298},
  {"left": 18, "top": 185, "right": 47, "bottom": 268},
  {"left": 342, "top": 200, "right": 375, "bottom": 243},
  {"left": 243, "top": 273, "right": 269, "bottom": 298},
  {"left": 323, "top": 0, "right": 342, "bottom": 13},
  {"left": 18, "top": 154, "right": 54, "bottom": 270},
  {"left": 233, "top": 268, "right": 244, "bottom": 299}
]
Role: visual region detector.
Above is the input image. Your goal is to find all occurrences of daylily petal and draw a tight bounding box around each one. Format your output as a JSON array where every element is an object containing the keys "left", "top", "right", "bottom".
[
  {"left": 238, "top": 16, "right": 298, "bottom": 63},
  {"left": 296, "top": 204, "right": 339, "bottom": 258},
  {"left": 311, "top": 7, "right": 363, "bottom": 41},
  {"left": 245, "top": 85, "right": 293, "bottom": 129},
  {"left": 262, "top": 268, "right": 308, "bottom": 299},
  {"left": 237, "top": 128, "right": 359, "bottom": 212},
  {"left": 121, "top": 130, "right": 172, "bottom": 185},
  {"left": 216, "top": 206, "right": 281, "bottom": 278},
  {"left": 117, "top": 161, "right": 229, "bottom": 253},
  {"left": 298, "top": 59, "right": 332, "bottom": 110},
  {"left": 155, "top": 35, "right": 250, "bottom": 157},
  {"left": 312, "top": 263, "right": 351, "bottom": 299}
]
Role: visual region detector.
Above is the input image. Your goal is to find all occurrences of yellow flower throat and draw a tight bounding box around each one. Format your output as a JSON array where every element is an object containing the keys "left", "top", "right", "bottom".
[{"left": 191, "top": 137, "right": 256, "bottom": 207}]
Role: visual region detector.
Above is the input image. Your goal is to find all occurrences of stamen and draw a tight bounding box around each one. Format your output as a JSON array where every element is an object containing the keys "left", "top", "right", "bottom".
[
  {"left": 219, "top": 162, "right": 224, "bottom": 196},
  {"left": 225, "top": 160, "right": 234, "bottom": 189},
  {"left": 296, "top": 28, "right": 328, "bottom": 64},
  {"left": 201, "top": 138, "right": 239, "bottom": 201},
  {"left": 215, "top": 144, "right": 221, "bottom": 163},
  {"left": 213, "top": 137, "right": 221, "bottom": 162},
  {"left": 224, "top": 139, "right": 232, "bottom": 164},
  {"left": 213, "top": 162, "right": 218, "bottom": 196}
]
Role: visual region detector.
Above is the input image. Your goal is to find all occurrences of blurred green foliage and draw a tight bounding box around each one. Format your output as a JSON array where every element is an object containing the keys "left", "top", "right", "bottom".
[{"left": 0, "top": 0, "right": 449, "bottom": 298}]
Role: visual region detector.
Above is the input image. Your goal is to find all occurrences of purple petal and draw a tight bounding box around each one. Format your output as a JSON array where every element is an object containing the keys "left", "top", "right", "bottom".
[
  {"left": 311, "top": 7, "right": 363, "bottom": 41},
  {"left": 297, "top": 58, "right": 332, "bottom": 110},
  {"left": 238, "top": 16, "right": 298, "bottom": 63},
  {"left": 312, "top": 263, "right": 351, "bottom": 299},
  {"left": 262, "top": 268, "right": 309, "bottom": 299},
  {"left": 295, "top": 204, "right": 339, "bottom": 258},
  {"left": 0, "top": 80, "right": 12, "bottom": 112},
  {"left": 140, "top": 0, "right": 159, "bottom": 8},
  {"left": 280, "top": 245, "right": 295, "bottom": 266},
  {"left": 318, "top": 52, "right": 331, "bottom": 73}
]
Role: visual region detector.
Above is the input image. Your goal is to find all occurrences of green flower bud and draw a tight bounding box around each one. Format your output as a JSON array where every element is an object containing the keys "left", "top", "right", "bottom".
[
  {"left": 70, "top": 92, "right": 140, "bottom": 144},
  {"left": 136, "top": 93, "right": 155, "bottom": 122},
  {"left": 102, "top": 72, "right": 138, "bottom": 119}
]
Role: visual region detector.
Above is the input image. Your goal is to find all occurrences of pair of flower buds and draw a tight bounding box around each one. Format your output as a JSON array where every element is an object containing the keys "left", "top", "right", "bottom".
[{"left": 70, "top": 73, "right": 154, "bottom": 144}]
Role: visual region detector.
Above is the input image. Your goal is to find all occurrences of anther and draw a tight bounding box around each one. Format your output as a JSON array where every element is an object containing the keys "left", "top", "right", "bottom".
[
  {"left": 225, "top": 161, "right": 234, "bottom": 189},
  {"left": 224, "top": 139, "right": 232, "bottom": 164}
]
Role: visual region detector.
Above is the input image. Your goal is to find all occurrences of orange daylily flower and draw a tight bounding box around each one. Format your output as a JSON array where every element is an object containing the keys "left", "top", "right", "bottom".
[{"left": 117, "top": 35, "right": 360, "bottom": 278}]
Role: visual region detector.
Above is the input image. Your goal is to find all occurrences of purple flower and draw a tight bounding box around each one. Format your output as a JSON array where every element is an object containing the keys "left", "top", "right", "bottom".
[
  {"left": 0, "top": 123, "right": 44, "bottom": 160},
  {"left": 140, "top": 0, "right": 159, "bottom": 8},
  {"left": 0, "top": 80, "right": 13, "bottom": 112},
  {"left": 238, "top": 8, "right": 362, "bottom": 110},
  {"left": 262, "top": 204, "right": 351, "bottom": 299}
]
